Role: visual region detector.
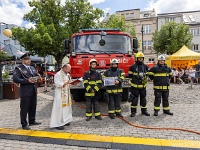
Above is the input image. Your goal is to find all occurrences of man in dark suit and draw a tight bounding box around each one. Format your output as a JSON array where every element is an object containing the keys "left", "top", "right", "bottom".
[{"left": 13, "top": 53, "right": 41, "bottom": 130}]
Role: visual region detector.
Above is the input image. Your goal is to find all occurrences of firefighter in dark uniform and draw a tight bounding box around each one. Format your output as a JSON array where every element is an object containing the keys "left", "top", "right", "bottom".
[
  {"left": 83, "top": 59, "right": 103, "bottom": 121},
  {"left": 102, "top": 59, "right": 125, "bottom": 119},
  {"left": 148, "top": 55, "right": 173, "bottom": 116},
  {"left": 13, "top": 53, "right": 41, "bottom": 130},
  {"left": 128, "top": 52, "right": 150, "bottom": 117}
]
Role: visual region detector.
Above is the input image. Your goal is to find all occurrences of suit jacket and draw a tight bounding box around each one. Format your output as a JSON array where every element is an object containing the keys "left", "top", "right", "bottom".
[{"left": 13, "top": 64, "right": 38, "bottom": 97}]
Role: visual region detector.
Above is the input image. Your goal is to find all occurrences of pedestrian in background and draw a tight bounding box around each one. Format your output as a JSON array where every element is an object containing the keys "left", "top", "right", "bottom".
[{"left": 13, "top": 53, "right": 41, "bottom": 130}]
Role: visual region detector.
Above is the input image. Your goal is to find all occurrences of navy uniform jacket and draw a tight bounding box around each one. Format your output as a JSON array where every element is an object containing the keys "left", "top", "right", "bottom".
[{"left": 13, "top": 64, "right": 38, "bottom": 97}]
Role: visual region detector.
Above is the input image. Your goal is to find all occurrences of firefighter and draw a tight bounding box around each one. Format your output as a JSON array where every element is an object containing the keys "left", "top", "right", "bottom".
[
  {"left": 102, "top": 59, "right": 125, "bottom": 119},
  {"left": 83, "top": 59, "right": 103, "bottom": 121},
  {"left": 148, "top": 55, "right": 173, "bottom": 116},
  {"left": 128, "top": 52, "right": 150, "bottom": 117}
]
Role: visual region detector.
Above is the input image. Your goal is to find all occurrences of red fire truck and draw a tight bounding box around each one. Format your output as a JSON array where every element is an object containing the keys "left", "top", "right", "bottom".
[{"left": 64, "top": 28, "right": 138, "bottom": 101}]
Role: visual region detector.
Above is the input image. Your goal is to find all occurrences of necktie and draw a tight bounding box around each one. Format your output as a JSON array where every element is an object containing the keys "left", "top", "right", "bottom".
[{"left": 28, "top": 67, "right": 33, "bottom": 74}]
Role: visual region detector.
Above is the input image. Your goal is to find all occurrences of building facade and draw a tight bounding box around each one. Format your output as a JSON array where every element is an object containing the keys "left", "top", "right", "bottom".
[
  {"left": 103, "top": 9, "right": 158, "bottom": 63},
  {"left": 157, "top": 10, "right": 200, "bottom": 52}
]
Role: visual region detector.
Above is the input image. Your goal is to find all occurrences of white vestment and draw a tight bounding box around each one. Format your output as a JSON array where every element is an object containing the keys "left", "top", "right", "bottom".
[{"left": 50, "top": 71, "right": 73, "bottom": 128}]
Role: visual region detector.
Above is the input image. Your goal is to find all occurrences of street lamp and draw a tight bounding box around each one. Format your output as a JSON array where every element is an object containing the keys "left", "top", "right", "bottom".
[
  {"left": 0, "top": 22, "right": 12, "bottom": 100},
  {"left": 141, "top": 24, "right": 144, "bottom": 53}
]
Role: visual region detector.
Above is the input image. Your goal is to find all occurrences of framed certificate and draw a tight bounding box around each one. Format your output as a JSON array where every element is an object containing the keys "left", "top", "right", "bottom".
[{"left": 104, "top": 77, "right": 115, "bottom": 86}]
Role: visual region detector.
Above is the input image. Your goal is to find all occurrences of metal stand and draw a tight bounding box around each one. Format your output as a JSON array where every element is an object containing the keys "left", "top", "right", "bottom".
[{"left": 43, "top": 60, "right": 49, "bottom": 93}]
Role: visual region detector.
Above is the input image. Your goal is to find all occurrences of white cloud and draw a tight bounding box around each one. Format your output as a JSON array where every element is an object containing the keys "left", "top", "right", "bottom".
[
  {"left": 88, "top": 0, "right": 105, "bottom": 5},
  {"left": 24, "top": 22, "right": 35, "bottom": 29},
  {"left": 145, "top": 0, "right": 200, "bottom": 14},
  {"left": 0, "top": 0, "right": 32, "bottom": 26}
]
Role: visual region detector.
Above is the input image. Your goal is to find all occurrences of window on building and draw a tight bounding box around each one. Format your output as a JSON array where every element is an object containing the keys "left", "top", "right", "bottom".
[
  {"left": 126, "top": 13, "right": 130, "bottom": 18},
  {"left": 149, "top": 58, "right": 155, "bottom": 62},
  {"left": 142, "top": 41, "right": 146, "bottom": 46},
  {"left": 130, "top": 13, "right": 134, "bottom": 18},
  {"left": 148, "top": 40, "right": 152, "bottom": 45},
  {"left": 194, "top": 44, "right": 199, "bottom": 51},
  {"left": 14, "top": 40, "right": 20, "bottom": 45},
  {"left": 143, "top": 25, "right": 151, "bottom": 34},
  {"left": 143, "top": 46, "right": 146, "bottom": 50},
  {"left": 165, "top": 17, "right": 175, "bottom": 22},
  {"left": 4, "top": 40, "right": 10, "bottom": 45},
  {"left": 190, "top": 29, "right": 199, "bottom": 36},
  {"left": 144, "top": 13, "right": 149, "bottom": 17},
  {"left": 148, "top": 46, "right": 152, "bottom": 50}
]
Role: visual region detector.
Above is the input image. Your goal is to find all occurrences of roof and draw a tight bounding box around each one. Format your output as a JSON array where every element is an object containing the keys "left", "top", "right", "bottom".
[
  {"left": 168, "top": 45, "right": 200, "bottom": 60},
  {"left": 2, "top": 44, "right": 42, "bottom": 63}
]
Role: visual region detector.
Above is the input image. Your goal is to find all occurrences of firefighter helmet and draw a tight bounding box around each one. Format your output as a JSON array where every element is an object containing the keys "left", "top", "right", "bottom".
[
  {"left": 110, "top": 59, "right": 119, "bottom": 64},
  {"left": 89, "top": 59, "right": 98, "bottom": 66},
  {"left": 158, "top": 55, "right": 165, "bottom": 60},
  {"left": 135, "top": 52, "right": 145, "bottom": 58}
]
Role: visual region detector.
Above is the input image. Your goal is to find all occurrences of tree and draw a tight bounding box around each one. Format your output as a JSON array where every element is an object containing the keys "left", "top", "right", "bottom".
[
  {"left": 99, "top": 14, "right": 137, "bottom": 45},
  {"left": 99, "top": 14, "right": 126, "bottom": 31},
  {"left": 11, "top": 0, "right": 104, "bottom": 66},
  {"left": 152, "top": 21, "right": 193, "bottom": 55}
]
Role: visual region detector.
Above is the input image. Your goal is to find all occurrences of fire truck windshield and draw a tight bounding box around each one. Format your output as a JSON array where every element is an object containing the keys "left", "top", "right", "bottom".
[{"left": 73, "top": 34, "right": 131, "bottom": 53}]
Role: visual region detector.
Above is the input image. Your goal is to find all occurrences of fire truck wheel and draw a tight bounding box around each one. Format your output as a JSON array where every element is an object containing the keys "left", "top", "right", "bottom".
[
  {"left": 70, "top": 89, "right": 85, "bottom": 102},
  {"left": 122, "top": 88, "right": 129, "bottom": 101}
]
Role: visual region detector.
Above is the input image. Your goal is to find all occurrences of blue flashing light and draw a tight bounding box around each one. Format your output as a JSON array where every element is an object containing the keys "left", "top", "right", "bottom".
[{"left": 81, "top": 28, "right": 121, "bottom": 32}]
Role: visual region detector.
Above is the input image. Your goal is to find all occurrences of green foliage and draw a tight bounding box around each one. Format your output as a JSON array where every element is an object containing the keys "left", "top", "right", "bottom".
[
  {"left": 11, "top": 0, "right": 104, "bottom": 65},
  {"left": 99, "top": 14, "right": 126, "bottom": 31},
  {"left": 0, "top": 49, "right": 9, "bottom": 61},
  {"left": 152, "top": 21, "right": 193, "bottom": 55},
  {"left": 2, "top": 70, "right": 9, "bottom": 79}
]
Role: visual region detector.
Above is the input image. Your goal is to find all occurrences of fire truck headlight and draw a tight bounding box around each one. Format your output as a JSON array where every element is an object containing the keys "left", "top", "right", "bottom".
[{"left": 72, "top": 52, "right": 76, "bottom": 57}]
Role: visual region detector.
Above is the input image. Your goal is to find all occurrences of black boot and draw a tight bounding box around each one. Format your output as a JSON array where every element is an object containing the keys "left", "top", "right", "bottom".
[
  {"left": 164, "top": 110, "right": 173, "bottom": 115},
  {"left": 131, "top": 113, "right": 135, "bottom": 117},
  {"left": 95, "top": 116, "right": 102, "bottom": 120},
  {"left": 109, "top": 114, "right": 115, "bottom": 119},
  {"left": 154, "top": 111, "right": 158, "bottom": 116},
  {"left": 142, "top": 111, "right": 150, "bottom": 116},
  {"left": 86, "top": 116, "right": 92, "bottom": 121},
  {"left": 116, "top": 113, "right": 124, "bottom": 118}
]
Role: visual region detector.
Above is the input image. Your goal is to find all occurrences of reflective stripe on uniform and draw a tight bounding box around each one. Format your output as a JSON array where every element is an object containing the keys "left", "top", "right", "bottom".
[
  {"left": 169, "top": 72, "right": 172, "bottom": 75},
  {"left": 94, "top": 112, "right": 100, "bottom": 116},
  {"left": 115, "top": 109, "right": 121, "bottom": 113},
  {"left": 86, "top": 85, "right": 91, "bottom": 91},
  {"left": 128, "top": 71, "right": 133, "bottom": 74},
  {"left": 154, "top": 86, "right": 170, "bottom": 90},
  {"left": 86, "top": 113, "right": 92, "bottom": 117},
  {"left": 108, "top": 110, "right": 115, "bottom": 113},
  {"left": 154, "top": 73, "right": 169, "bottom": 76},
  {"left": 141, "top": 106, "right": 147, "bottom": 108},
  {"left": 83, "top": 80, "right": 89, "bottom": 83},
  {"left": 131, "top": 106, "right": 137, "bottom": 108},
  {"left": 89, "top": 81, "right": 96, "bottom": 84},
  {"left": 148, "top": 72, "right": 154, "bottom": 75},
  {"left": 85, "top": 93, "right": 95, "bottom": 96},
  {"left": 163, "top": 107, "right": 170, "bottom": 110},
  {"left": 130, "top": 83, "right": 147, "bottom": 88},
  {"left": 94, "top": 86, "right": 99, "bottom": 91},
  {"left": 107, "top": 89, "right": 123, "bottom": 93},
  {"left": 154, "top": 106, "right": 160, "bottom": 110},
  {"left": 96, "top": 80, "right": 102, "bottom": 84}
]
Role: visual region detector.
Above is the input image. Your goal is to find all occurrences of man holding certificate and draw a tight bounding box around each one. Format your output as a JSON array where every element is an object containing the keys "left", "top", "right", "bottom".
[
  {"left": 102, "top": 59, "right": 125, "bottom": 119},
  {"left": 83, "top": 59, "right": 103, "bottom": 121}
]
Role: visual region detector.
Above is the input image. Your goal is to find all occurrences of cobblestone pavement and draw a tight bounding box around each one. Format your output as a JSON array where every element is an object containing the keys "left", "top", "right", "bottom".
[{"left": 0, "top": 83, "right": 200, "bottom": 149}]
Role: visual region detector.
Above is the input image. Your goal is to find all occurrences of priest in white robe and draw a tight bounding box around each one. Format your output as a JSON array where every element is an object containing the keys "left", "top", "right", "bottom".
[{"left": 50, "top": 64, "right": 73, "bottom": 130}]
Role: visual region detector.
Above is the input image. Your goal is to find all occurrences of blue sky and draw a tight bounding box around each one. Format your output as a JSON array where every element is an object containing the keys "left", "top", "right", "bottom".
[
  {"left": 92, "top": 0, "right": 148, "bottom": 15},
  {"left": 0, "top": 0, "right": 200, "bottom": 28}
]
